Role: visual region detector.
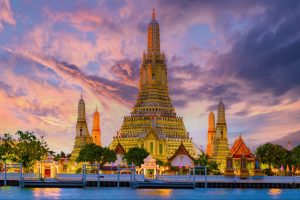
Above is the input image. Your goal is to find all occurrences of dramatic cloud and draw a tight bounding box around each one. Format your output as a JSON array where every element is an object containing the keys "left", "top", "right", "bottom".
[{"left": 0, "top": 1, "right": 299, "bottom": 152}]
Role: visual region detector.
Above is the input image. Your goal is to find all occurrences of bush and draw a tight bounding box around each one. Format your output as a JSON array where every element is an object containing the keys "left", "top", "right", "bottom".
[{"left": 75, "top": 168, "right": 82, "bottom": 174}]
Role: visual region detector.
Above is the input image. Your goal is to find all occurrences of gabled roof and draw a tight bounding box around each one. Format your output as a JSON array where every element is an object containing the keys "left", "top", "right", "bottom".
[
  {"left": 231, "top": 135, "right": 254, "bottom": 159},
  {"left": 114, "top": 143, "right": 125, "bottom": 154},
  {"left": 168, "top": 143, "right": 195, "bottom": 161},
  {"left": 145, "top": 128, "right": 158, "bottom": 140}
]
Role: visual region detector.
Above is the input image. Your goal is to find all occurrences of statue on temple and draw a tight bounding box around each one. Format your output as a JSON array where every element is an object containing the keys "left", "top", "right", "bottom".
[
  {"left": 238, "top": 155, "right": 249, "bottom": 179},
  {"left": 224, "top": 155, "right": 235, "bottom": 176},
  {"left": 253, "top": 157, "right": 264, "bottom": 178}
]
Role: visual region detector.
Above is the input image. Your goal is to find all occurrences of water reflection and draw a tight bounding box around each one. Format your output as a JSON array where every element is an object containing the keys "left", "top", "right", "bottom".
[
  {"left": 138, "top": 189, "right": 173, "bottom": 197},
  {"left": 268, "top": 188, "right": 282, "bottom": 196},
  {"left": 33, "top": 188, "right": 61, "bottom": 199}
]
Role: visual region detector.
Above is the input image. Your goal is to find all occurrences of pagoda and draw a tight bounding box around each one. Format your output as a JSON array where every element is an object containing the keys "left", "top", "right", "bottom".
[
  {"left": 211, "top": 99, "right": 230, "bottom": 170},
  {"left": 92, "top": 107, "right": 101, "bottom": 146},
  {"left": 206, "top": 112, "right": 215, "bottom": 157},
  {"left": 109, "top": 9, "right": 196, "bottom": 162},
  {"left": 69, "top": 95, "right": 92, "bottom": 164}
]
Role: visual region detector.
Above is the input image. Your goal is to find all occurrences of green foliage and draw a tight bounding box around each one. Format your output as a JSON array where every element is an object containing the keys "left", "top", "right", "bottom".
[
  {"left": 14, "top": 131, "right": 49, "bottom": 170},
  {"left": 101, "top": 147, "right": 117, "bottom": 166},
  {"left": 0, "top": 133, "right": 16, "bottom": 162},
  {"left": 76, "top": 144, "right": 117, "bottom": 165},
  {"left": 124, "top": 147, "right": 149, "bottom": 167},
  {"left": 195, "top": 153, "right": 220, "bottom": 175},
  {"left": 0, "top": 131, "right": 49, "bottom": 171},
  {"left": 54, "top": 151, "right": 66, "bottom": 161},
  {"left": 75, "top": 168, "right": 82, "bottom": 174},
  {"left": 76, "top": 143, "right": 102, "bottom": 164},
  {"left": 195, "top": 153, "right": 208, "bottom": 166},
  {"left": 156, "top": 159, "right": 164, "bottom": 166},
  {"left": 255, "top": 143, "right": 288, "bottom": 170},
  {"left": 290, "top": 144, "right": 300, "bottom": 166}
]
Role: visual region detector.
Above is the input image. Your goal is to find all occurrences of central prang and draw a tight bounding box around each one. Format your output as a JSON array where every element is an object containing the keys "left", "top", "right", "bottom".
[{"left": 109, "top": 9, "right": 197, "bottom": 162}]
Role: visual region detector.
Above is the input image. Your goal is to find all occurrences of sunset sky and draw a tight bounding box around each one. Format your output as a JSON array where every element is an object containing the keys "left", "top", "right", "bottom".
[{"left": 0, "top": 0, "right": 299, "bottom": 154}]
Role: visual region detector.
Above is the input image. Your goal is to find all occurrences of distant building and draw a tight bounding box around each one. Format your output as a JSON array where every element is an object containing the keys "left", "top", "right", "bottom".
[
  {"left": 286, "top": 140, "right": 294, "bottom": 151},
  {"left": 109, "top": 9, "right": 196, "bottom": 162}
]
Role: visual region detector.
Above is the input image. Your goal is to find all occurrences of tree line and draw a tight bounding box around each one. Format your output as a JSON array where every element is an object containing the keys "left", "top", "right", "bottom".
[{"left": 1, "top": 131, "right": 300, "bottom": 176}]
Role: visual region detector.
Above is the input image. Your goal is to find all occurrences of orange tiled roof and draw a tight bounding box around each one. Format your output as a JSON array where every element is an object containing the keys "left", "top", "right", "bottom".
[{"left": 230, "top": 135, "right": 255, "bottom": 159}]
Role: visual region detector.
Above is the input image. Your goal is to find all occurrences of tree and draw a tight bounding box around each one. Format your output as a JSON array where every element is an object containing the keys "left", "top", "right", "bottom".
[
  {"left": 54, "top": 151, "right": 66, "bottom": 161},
  {"left": 291, "top": 145, "right": 300, "bottom": 167},
  {"left": 156, "top": 159, "right": 164, "bottom": 166},
  {"left": 14, "top": 131, "right": 49, "bottom": 171},
  {"left": 76, "top": 144, "right": 117, "bottom": 165},
  {"left": 255, "top": 143, "right": 288, "bottom": 171},
  {"left": 195, "top": 153, "right": 220, "bottom": 175},
  {"left": 101, "top": 147, "right": 117, "bottom": 166},
  {"left": 76, "top": 143, "right": 103, "bottom": 164},
  {"left": 124, "top": 147, "right": 149, "bottom": 166},
  {"left": 0, "top": 133, "right": 16, "bottom": 162}
]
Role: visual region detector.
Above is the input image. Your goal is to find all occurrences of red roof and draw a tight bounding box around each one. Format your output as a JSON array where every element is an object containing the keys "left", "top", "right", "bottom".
[
  {"left": 114, "top": 143, "right": 125, "bottom": 154},
  {"left": 230, "top": 135, "right": 255, "bottom": 159}
]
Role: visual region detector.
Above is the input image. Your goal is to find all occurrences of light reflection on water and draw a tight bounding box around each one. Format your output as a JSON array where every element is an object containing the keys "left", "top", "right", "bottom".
[
  {"left": 138, "top": 189, "right": 173, "bottom": 197},
  {"left": 268, "top": 188, "right": 282, "bottom": 196},
  {"left": 33, "top": 188, "right": 61, "bottom": 199},
  {"left": 0, "top": 187, "right": 299, "bottom": 200}
]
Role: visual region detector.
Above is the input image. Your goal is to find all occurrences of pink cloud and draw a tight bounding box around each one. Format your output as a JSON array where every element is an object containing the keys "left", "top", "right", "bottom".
[{"left": 0, "top": 0, "right": 16, "bottom": 31}]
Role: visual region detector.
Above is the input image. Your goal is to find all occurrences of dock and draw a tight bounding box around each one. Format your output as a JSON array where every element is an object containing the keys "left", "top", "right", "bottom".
[
  {"left": 23, "top": 180, "right": 84, "bottom": 188},
  {"left": 132, "top": 180, "right": 194, "bottom": 189},
  {"left": 1, "top": 174, "right": 300, "bottom": 189}
]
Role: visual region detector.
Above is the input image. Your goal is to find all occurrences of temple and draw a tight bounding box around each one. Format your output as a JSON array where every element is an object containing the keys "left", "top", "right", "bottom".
[
  {"left": 109, "top": 9, "right": 196, "bottom": 162},
  {"left": 211, "top": 99, "right": 230, "bottom": 170},
  {"left": 69, "top": 95, "right": 92, "bottom": 164},
  {"left": 92, "top": 107, "right": 101, "bottom": 146},
  {"left": 230, "top": 135, "right": 255, "bottom": 160}
]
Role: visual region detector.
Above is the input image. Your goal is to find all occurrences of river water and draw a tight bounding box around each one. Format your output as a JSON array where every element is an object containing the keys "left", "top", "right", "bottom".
[{"left": 0, "top": 187, "right": 299, "bottom": 199}]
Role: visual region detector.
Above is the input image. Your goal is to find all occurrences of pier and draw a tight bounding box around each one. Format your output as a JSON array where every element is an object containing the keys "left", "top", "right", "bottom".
[{"left": 1, "top": 173, "right": 300, "bottom": 189}]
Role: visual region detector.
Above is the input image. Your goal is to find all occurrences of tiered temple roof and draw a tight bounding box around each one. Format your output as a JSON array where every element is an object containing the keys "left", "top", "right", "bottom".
[{"left": 230, "top": 135, "right": 254, "bottom": 159}]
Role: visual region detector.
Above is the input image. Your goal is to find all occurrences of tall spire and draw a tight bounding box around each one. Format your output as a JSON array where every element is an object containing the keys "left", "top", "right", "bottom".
[
  {"left": 207, "top": 111, "right": 216, "bottom": 157},
  {"left": 70, "top": 94, "right": 91, "bottom": 165},
  {"left": 152, "top": 8, "right": 156, "bottom": 20},
  {"left": 148, "top": 8, "right": 160, "bottom": 55},
  {"left": 92, "top": 106, "right": 101, "bottom": 146},
  {"left": 77, "top": 94, "right": 86, "bottom": 121},
  {"left": 217, "top": 98, "right": 226, "bottom": 124},
  {"left": 208, "top": 112, "right": 216, "bottom": 132}
]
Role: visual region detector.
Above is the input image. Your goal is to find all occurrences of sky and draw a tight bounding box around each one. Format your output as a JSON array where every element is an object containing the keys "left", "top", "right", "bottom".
[{"left": 0, "top": 0, "right": 299, "bottom": 154}]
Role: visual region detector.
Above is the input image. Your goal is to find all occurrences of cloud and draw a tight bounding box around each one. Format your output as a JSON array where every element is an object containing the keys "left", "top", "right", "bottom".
[
  {"left": 110, "top": 59, "right": 140, "bottom": 87},
  {"left": 0, "top": 0, "right": 16, "bottom": 31},
  {"left": 44, "top": 9, "right": 120, "bottom": 33},
  {"left": 2, "top": 47, "right": 137, "bottom": 108},
  {"left": 210, "top": 0, "right": 300, "bottom": 98},
  {"left": 1, "top": 1, "right": 300, "bottom": 152}
]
